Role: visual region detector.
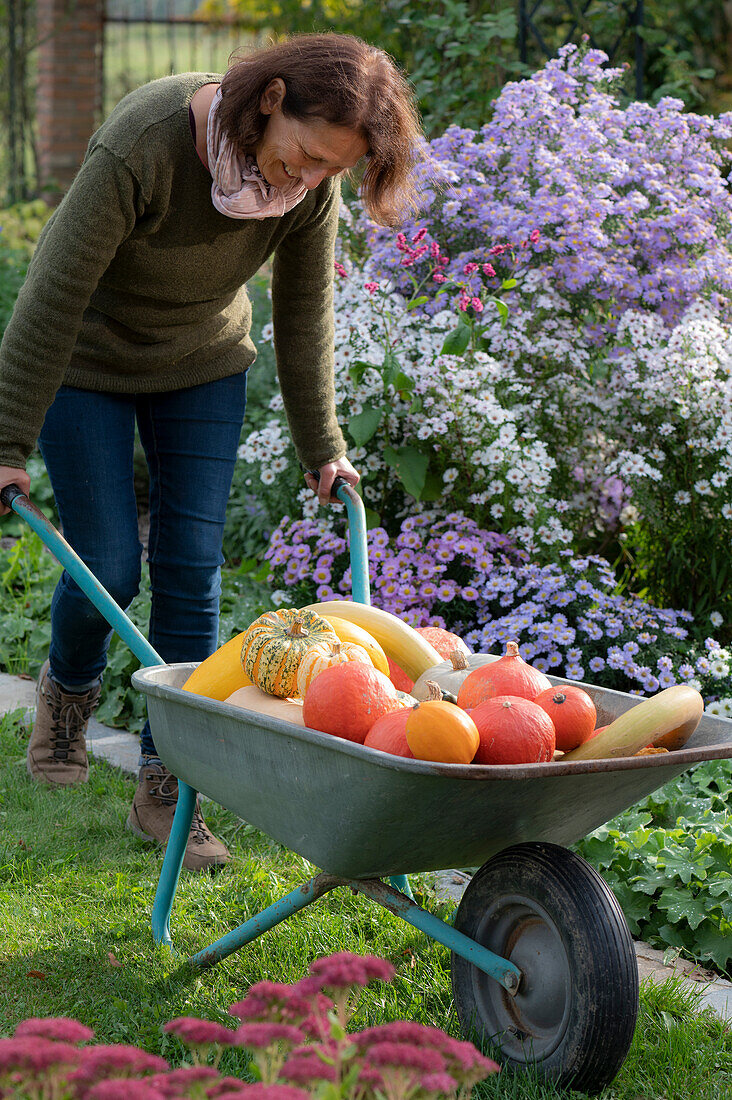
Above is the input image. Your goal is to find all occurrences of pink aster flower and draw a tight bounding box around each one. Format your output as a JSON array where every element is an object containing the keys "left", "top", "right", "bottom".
[
  {"left": 471, "top": 297, "right": 484, "bottom": 311},
  {"left": 307, "top": 952, "right": 395, "bottom": 990},
  {"left": 482, "top": 262, "right": 496, "bottom": 277},
  {"left": 463, "top": 262, "right": 479, "bottom": 275},
  {"left": 163, "top": 1018, "right": 236, "bottom": 1046},
  {"left": 530, "top": 228, "right": 541, "bottom": 242},
  {"left": 234, "top": 1024, "right": 304, "bottom": 1049},
  {"left": 412, "top": 227, "right": 428, "bottom": 244},
  {"left": 14, "top": 1017, "right": 95, "bottom": 1044},
  {"left": 334, "top": 261, "right": 347, "bottom": 277},
  {"left": 432, "top": 272, "right": 447, "bottom": 283},
  {"left": 364, "top": 281, "right": 379, "bottom": 295}
]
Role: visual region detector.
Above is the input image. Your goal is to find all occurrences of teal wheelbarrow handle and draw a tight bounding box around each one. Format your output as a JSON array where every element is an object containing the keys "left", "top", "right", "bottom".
[{"left": 0, "top": 483, "right": 163, "bottom": 668}]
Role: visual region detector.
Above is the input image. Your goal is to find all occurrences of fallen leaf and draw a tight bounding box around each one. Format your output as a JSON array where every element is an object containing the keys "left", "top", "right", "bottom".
[
  {"left": 18, "top": 673, "right": 33, "bottom": 681},
  {"left": 26, "top": 971, "right": 46, "bottom": 980},
  {"left": 108, "top": 952, "right": 122, "bottom": 967}
]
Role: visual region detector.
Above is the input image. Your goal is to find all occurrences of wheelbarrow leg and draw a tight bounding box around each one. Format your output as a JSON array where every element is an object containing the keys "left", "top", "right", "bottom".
[
  {"left": 151, "top": 780, "right": 198, "bottom": 949},
  {"left": 389, "top": 874, "right": 414, "bottom": 899}
]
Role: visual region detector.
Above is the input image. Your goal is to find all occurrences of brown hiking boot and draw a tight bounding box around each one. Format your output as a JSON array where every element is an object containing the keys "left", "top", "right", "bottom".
[
  {"left": 126, "top": 760, "right": 231, "bottom": 872},
  {"left": 27, "top": 660, "right": 101, "bottom": 786}
]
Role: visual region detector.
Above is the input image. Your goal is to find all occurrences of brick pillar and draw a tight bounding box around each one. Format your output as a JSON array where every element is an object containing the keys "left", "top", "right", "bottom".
[{"left": 36, "top": 0, "right": 104, "bottom": 200}]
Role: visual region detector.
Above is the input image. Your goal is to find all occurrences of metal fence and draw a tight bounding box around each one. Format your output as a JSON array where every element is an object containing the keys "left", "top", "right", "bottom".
[{"left": 102, "top": 1, "right": 261, "bottom": 118}]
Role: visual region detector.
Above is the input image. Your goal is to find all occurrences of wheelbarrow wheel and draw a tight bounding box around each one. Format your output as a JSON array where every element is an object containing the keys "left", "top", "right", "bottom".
[{"left": 450, "top": 841, "right": 638, "bottom": 1095}]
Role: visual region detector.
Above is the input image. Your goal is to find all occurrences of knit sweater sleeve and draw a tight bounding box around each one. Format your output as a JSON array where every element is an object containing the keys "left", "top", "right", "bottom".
[
  {"left": 270, "top": 179, "right": 347, "bottom": 471},
  {"left": 0, "top": 146, "right": 140, "bottom": 469}
]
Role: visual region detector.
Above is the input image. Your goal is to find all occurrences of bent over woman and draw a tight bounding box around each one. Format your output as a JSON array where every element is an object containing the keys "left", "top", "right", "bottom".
[{"left": 0, "top": 33, "right": 421, "bottom": 870}]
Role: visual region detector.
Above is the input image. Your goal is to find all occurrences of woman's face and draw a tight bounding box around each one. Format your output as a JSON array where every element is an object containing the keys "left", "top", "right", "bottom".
[{"left": 255, "top": 78, "right": 368, "bottom": 191}]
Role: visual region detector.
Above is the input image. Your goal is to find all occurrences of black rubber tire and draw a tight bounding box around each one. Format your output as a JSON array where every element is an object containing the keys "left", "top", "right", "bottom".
[{"left": 450, "top": 842, "right": 638, "bottom": 1095}]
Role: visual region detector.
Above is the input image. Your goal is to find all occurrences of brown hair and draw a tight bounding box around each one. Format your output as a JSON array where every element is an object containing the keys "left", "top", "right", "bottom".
[{"left": 217, "top": 33, "right": 423, "bottom": 226}]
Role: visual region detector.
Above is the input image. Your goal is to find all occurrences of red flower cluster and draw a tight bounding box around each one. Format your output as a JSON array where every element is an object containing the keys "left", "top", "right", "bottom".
[{"left": 0, "top": 953, "right": 499, "bottom": 1099}]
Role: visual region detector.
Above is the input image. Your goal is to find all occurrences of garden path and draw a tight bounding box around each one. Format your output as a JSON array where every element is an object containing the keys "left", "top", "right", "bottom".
[{"left": 1, "top": 669, "right": 730, "bottom": 1022}]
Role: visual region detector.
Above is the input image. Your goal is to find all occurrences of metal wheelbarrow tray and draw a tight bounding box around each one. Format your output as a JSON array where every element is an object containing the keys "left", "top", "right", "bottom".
[
  {"left": 6, "top": 479, "right": 732, "bottom": 1094},
  {"left": 133, "top": 661, "right": 732, "bottom": 881}
]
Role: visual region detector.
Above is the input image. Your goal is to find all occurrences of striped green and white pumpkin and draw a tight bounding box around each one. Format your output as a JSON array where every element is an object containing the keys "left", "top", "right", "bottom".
[{"left": 241, "top": 609, "right": 338, "bottom": 697}]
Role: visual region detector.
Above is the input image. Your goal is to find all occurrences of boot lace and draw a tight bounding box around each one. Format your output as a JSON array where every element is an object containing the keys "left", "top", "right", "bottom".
[{"left": 45, "top": 678, "right": 101, "bottom": 760}]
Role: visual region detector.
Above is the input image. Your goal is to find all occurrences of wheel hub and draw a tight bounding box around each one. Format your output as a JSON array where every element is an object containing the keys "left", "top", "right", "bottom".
[{"left": 472, "top": 895, "right": 572, "bottom": 1062}]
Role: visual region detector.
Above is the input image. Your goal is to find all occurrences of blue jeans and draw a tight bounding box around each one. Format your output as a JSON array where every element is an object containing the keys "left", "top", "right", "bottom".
[{"left": 38, "top": 375, "right": 248, "bottom": 757}]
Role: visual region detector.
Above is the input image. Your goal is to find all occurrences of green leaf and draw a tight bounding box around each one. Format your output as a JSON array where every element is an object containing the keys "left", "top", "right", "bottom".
[
  {"left": 493, "top": 298, "right": 509, "bottom": 326},
  {"left": 610, "top": 881, "right": 653, "bottom": 936},
  {"left": 394, "top": 371, "right": 415, "bottom": 397},
  {"left": 658, "top": 846, "right": 713, "bottom": 884},
  {"left": 694, "top": 924, "right": 732, "bottom": 971},
  {"left": 347, "top": 359, "right": 373, "bottom": 386},
  {"left": 657, "top": 888, "right": 710, "bottom": 930},
  {"left": 349, "top": 407, "right": 382, "bottom": 446},
  {"left": 383, "top": 446, "right": 429, "bottom": 499},
  {"left": 405, "top": 295, "right": 429, "bottom": 309},
  {"left": 501, "top": 278, "right": 517, "bottom": 289},
  {"left": 441, "top": 323, "right": 471, "bottom": 356}
]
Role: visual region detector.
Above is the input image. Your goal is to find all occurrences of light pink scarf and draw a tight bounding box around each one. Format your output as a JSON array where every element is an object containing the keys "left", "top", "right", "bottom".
[{"left": 206, "top": 87, "right": 308, "bottom": 219}]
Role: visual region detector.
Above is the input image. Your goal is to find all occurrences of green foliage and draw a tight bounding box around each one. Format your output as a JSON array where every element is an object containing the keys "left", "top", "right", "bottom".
[
  {"left": 385, "top": 0, "right": 521, "bottom": 136},
  {"left": 0, "top": 531, "right": 59, "bottom": 676},
  {"left": 576, "top": 760, "right": 732, "bottom": 977}
]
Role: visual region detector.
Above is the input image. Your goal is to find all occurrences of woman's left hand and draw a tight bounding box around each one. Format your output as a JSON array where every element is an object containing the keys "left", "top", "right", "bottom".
[{"left": 304, "top": 457, "right": 360, "bottom": 506}]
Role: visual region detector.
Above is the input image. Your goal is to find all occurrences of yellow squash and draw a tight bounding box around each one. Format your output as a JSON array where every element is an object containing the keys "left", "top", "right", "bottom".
[
  {"left": 321, "top": 615, "right": 390, "bottom": 677},
  {"left": 563, "top": 685, "right": 703, "bottom": 761},
  {"left": 304, "top": 600, "right": 442, "bottom": 682},
  {"left": 182, "top": 631, "right": 251, "bottom": 701}
]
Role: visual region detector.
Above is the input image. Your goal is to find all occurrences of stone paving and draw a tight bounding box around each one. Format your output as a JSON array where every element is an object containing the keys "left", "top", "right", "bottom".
[{"left": 1, "top": 669, "right": 730, "bottom": 1021}]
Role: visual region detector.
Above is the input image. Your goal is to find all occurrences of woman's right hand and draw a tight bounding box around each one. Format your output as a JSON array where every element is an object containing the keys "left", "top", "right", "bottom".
[{"left": 0, "top": 466, "right": 30, "bottom": 516}]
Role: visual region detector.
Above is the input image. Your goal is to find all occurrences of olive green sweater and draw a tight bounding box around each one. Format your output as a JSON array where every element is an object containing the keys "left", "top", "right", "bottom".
[{"left": 0, "top": 73, "right": 346, "bottom": 472}]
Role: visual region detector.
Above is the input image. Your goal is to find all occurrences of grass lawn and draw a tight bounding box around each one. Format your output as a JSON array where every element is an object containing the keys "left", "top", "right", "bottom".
[{"left": 0, "top": 708, "right": 730, "bottom": 1099}]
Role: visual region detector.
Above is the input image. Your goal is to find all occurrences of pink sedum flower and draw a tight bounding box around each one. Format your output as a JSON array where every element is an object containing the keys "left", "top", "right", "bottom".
[
  {"left": 0, "top": 1036, "right": 82, "bottom": 1073},
  {"left": 234, "top": 1024, "right": 305, "bottom": 1049},
  {"left": 86, "top": 1081, "right": 164, "bottom": 1100},
  {"left": 307, "top": 952, "right": 395, "bottom": 990},
  {"left": 14, "top": 1017, "right": 95, "bottom": 1044},
  {"left": 163, "top": 1018, "right": 236, "bottom": 1046}
]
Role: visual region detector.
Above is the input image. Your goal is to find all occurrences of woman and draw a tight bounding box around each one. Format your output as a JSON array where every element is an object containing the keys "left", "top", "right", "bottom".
[{"left": 0, "top": 33, "right": 421, "bottom": 871}]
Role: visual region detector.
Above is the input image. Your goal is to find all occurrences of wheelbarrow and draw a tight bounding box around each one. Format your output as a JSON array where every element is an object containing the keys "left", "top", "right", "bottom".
[{"left": 3, "top": 481, "right": 732, "bottom": 1095}]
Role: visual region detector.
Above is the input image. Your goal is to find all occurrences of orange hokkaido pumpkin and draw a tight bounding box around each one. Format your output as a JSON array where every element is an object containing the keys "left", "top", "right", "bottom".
[
  {"left": 387, "top": 655, "right": 415, "bottom": 694},
  {"left": 302, "top": 662, "right": 403, "bottom": 744},
  {"left": 388, "top": 626, "right": 471, "bottom": 692},
  {"left": 296, "top": 639, "right": 372, "bottom": 698},
  {"left": 457, "top": 641, "right": 551, "bottom": 710},
  {"left": 534, "top": 685, "right": 597, "bottom": 751},
  {"left": 406, "top": 700, "right": 480, "bottom": 764},
  {"left": 364, "top": 708, "right": 413, "bottom": 758},
  {"left": 470, "top": 695, "right": 556, "bottom": 764}
]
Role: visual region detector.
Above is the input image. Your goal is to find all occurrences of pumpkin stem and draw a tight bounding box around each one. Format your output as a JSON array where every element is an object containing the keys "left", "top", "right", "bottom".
[
  {"left": 449, "top": 649, "right": 469, "bottom": 670},
  {"left": 505, "top": 641, "right": 521, "bottom": 658},
  {"left": 552, "top": 691, "right": 567, "bottom": 704},
  {"left": 424, "top": 680, "right": 443, "bottom": 701},
  {"left": 288, "top": 617, "right": 310, "bottom": 639}
]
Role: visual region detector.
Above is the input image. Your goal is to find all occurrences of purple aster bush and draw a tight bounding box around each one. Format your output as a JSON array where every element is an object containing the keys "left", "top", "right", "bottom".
[
  {"left": 265, "top": 511, "right": 732, "bottom": 711},
  {"left": 357, "top": 43, "right": 732, "bottom": 330}
]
